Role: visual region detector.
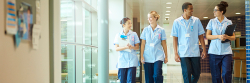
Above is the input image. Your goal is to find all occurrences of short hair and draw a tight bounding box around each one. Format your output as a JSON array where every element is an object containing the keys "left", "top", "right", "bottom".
[
  {"left": 182, "top": 2, "right": 192, "bottom": 12},
  {"left": 148, "top": 11, "right": 160, "bottom": 21}
]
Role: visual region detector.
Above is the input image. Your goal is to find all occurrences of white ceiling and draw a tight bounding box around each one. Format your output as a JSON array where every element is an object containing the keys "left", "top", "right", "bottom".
[{"left": 127, "top": 0, "right": 245, "bottom": 25}]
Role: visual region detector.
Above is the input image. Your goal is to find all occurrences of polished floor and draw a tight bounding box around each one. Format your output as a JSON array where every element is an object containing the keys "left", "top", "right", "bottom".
[
  {"left": 111, "top": 65, "right": 246, "bottom": 83},
  {"left": 162, "top": 65, "right": 246, "bottom": 83}
]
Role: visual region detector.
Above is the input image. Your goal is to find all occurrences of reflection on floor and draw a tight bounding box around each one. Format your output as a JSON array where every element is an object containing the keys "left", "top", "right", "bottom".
[
  {"left": 163, "top": 65, "right": 246, "bottom": 83},
  {"left": 111, "top": 65, "right": 246, "bottom": 83}
]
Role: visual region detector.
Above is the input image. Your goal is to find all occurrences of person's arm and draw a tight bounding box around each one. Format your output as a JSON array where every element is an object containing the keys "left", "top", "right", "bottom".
[
  {"left": 206, "top": 30, "right": 224, "bottom": 40},
  {"left": 140, "top": 39, "right": 146, "bottom": 64},
  {"left": 130, "top": 44, "right": 139, "bottom": 50},
  {"left": 162, "top": 40, "right": 168, "bottom": 64},
  {"left": 115, "top": 44, "right": 129, "bottom": 51},
  {"left": 198, "top": 34, "right": 207, "bottom": 59},
  {"left": 173, "top": 37, "right": 180, "bottom": 62},
  {"left": 131, "top": 33, "right": 140, "bottom": 50},
  {"left": 223, "top": 33, "right": 236, "bottom": 41},
  {"left": 205, "top": 20, "right": 224, "bottom": 40}
]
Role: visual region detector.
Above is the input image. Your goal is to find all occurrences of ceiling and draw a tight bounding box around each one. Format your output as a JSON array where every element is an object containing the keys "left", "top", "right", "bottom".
[{"left": 126, "top": 0, "right": 245, "bottom": 26}]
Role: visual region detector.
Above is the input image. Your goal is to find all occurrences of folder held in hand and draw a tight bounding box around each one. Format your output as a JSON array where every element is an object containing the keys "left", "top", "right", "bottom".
[
  {"left": 118, "top": 37, "right": 131, "bottom": 52},
  {"left": 222, "top": 24, "right": 237, "bottom": 43}
]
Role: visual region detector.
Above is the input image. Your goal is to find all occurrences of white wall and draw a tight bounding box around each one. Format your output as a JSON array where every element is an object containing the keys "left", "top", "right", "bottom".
[
  {"left": 0, "top": 0, "right": 50, "bottom": 83},
  {"left": 126, "top": 2, "right": 133, "bottom": 29},
  {"left": 109, "top": 0, "right": 125, "bottom": 70}
]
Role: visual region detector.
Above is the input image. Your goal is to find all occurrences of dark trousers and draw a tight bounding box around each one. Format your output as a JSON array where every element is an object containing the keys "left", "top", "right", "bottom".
[
  {"left": 144, "top": 61, "right": 163, "bottom": 83},
  {"left": 118, "top": 67, "right": 136, "bottom": 83},
  {"left": 180, "top": 57, "right": 201, "bottom": 83},
  {"left": 209, "top": 54, "right": 232, "bottom": 83}
]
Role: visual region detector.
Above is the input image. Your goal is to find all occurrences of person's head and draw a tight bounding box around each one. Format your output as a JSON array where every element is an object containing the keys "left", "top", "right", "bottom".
[
  {"left": 120, "top": 17, "right": 132, "bottom": 30},
  {"left": 214, "top": 1, "right": 228, "bottom": 17},
  {"left": 182, "top": 2, "right": 193, "bottom": 17},
  {"left": 148, "top": 11, "right": 160, "bottom": 24}
]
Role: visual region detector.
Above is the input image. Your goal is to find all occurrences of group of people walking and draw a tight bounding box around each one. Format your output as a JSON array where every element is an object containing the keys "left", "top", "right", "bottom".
[{"left": 114, "top": 1, "right": 235, "bottom": 83}]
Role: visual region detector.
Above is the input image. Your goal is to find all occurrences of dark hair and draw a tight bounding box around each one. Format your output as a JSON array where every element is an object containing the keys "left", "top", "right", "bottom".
[
  {"left": 182, "top": 2, "right": 192, "bottom": 12},
  {"left": 217, "top": 1, "right": 228, "bottom": 15},
  {"left": 120, "top": 17, "right": 130, "bottom": 28}
]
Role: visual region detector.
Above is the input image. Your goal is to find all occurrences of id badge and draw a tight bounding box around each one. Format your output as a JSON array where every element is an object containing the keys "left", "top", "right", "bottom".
[
  {"left": 150, "top": 43, "right": 154, "bottom": 47},
  {"left": 185, "top": 34, "right": 190, "bottom": 37}
]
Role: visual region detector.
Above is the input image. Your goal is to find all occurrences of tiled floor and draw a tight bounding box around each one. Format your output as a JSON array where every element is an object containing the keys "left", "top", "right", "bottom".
[{"left": 163, "top": 65, "right": 246, "bottom": 83}]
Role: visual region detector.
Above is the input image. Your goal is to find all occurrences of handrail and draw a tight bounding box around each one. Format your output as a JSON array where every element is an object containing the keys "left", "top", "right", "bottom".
[{"left": 61, "top": 42, "right": 98, "bottom": 48}]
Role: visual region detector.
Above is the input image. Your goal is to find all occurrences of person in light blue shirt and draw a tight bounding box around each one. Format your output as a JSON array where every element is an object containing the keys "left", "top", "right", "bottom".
[
  {"left": 206, "top": 1, "right": 235, "bottom": 83},
  {"left": 140, "top": 11, "right": 168, "bottom": 83},
  {"left": 114, "top": 17, "right": 140, "bottom": 83},
  {"left": 171, "top": 2, "right": 206, "bottom": 83}
]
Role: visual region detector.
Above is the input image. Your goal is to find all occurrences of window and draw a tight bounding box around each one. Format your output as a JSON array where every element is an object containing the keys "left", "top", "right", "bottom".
[{"left": 60, "top": 0, "right": 97, "bottom": 83}]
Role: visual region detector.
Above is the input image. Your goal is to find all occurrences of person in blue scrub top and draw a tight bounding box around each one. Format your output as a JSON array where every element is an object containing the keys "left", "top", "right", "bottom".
[
  {"left": 140, "top": 11, "right": 168, "bottom": 83},
  {"left": 114, "top": 17, "right": 140, "bottom": 83},
  {"left": 171, "top": 2, "right": 207, "bottom": 83},
  {"left": 206, "top": 1, "right": 235, "bottom": 83}
]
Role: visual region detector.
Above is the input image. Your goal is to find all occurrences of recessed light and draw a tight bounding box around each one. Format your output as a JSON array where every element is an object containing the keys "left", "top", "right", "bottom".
[
  {"left": 166, "top": 7, "right": 171, "bottom": 8},
  {"left": 236, "top": 13, "right": 241, "bottom": 14},
  {"left": 166, "top": 2, "right": 172, "bottom": 4},
  {"left": 203, "top": 17, "right": 208, "bottom": 18},
  {"left": 166, "top": 11, "right": 171, "bottom": 12},
  {"left": 165, "top": 14, "right": 170, "bottom": 15},
  {"left": 165, "top": 17, "right": 169, "bottom": 18}
]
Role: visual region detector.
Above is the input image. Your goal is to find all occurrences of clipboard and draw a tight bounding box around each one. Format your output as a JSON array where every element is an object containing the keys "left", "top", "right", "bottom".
[
  {"left": 118, "top": 37, "right": 131, "bottom": 52},
  {"left": 222, "top": 24, "right": 237, "bottom": 43}
]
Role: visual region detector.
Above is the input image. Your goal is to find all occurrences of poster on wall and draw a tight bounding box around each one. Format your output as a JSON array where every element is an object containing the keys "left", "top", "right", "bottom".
[
  {"left": 32, "top": 24, "right": 41, "bottom": 50},
  {"left": 6, "top": 0, "right": 17, "bottom": 35},
  {"left": 21, "top": 2, "right": 33, "bottom": 40},
  {"left": 15, "top": 2, "right": 34, "bottom": 47}
]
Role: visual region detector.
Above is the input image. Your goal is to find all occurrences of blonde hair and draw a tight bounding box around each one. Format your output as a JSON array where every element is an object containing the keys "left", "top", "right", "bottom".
[{"left": 148, "top": 11, "right": 160, "bottom": 21}]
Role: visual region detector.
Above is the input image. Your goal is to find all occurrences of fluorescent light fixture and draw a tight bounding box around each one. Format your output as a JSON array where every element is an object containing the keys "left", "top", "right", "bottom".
[
  {"left": 166, "top": 2, "right": 172, "bottom": 4},
  {"left": 165, "top": 14, "right": 170, "bottom": 15},
  {"left": 165, "top": 17, "right": 169, "bottom": 18},
  {"left": 166, "top": 11, "right": 171, "bottom": 12},
  {"left": 203, "top": 17, "right": 208, "bottom": 18},
  {"left": 166, "top": 7, "right": 171, "bottom": 8},
  {"left": 236, "top": 13, "right": 241, "bottom": 14}
]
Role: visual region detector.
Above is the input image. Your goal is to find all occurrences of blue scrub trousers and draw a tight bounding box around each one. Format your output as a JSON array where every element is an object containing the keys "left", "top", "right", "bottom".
[
  {"left": 209, "top": 54, "right": 232, "bottom": 83},
  {"left": 180, "top": 57, "right": 201, "bottom": 83},
  {"left": 118, "top": 67, "right": 136, "bottom": 83},
  {"left": 144, "top": 61, "right": 163, "bottom": 83}
]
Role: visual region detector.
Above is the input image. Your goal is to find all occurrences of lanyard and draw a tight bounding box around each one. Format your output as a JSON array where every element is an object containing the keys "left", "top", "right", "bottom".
[
  {"left": 180, "top": 19, "right": 191, "bottom": 33},
  {"left": 184, "top": 21, "right": 191, "bottom": 33},
  {"left": 150, "top": 27, "right": 156, "bottom": 41}
]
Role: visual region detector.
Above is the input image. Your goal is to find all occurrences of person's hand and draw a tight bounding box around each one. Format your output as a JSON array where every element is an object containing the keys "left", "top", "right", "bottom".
[
  {"left": 125, "top": 43, "right": 130, "bottom": 49},
  {"left": 141, "top": 56, "right": 145, "bottom": 64},
  {"left": 201, "top": 50, "right": 207, "bottom": 59},
  {"left": 128, "top": 45, "right": 133, "bottom": 50},
  {"left": 164, "top": 58, "right": 168, "bottom": 64},
  {"left": 223, "top": 34, "right": 229, "bottom": 40},
  {"left": 218, "top": 35, "right": 226, "bottom": 41},
  {"left": 175, "top": 53, "right": 181, "bottom": 62},
  {"left": 218, "top": 35, "right": 224, "bottom": 41}
]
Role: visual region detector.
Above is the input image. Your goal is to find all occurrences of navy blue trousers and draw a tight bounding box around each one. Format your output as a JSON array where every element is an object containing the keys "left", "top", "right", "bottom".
[
  {"left": 118, "top": 67, "right": 136, "bottom": 83},
  {"left": 209, "top": 54, "right": 232, "bottom": 83},
  {"left": 180, "top": 57, "right": 201, "bottom": 83},
  {"left": 144, "top": 61, "right": 163, "bottom": 83}
]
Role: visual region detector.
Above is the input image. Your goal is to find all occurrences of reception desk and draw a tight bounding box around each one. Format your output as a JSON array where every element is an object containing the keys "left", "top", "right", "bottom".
[{"left": 232, "top": 48, "right": 246, "bottom": 78}]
